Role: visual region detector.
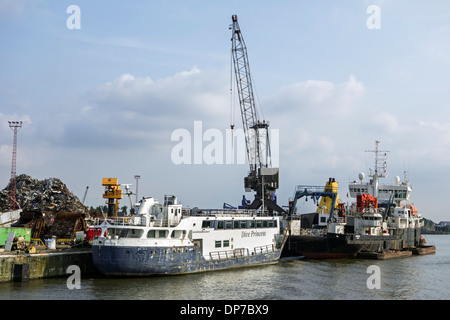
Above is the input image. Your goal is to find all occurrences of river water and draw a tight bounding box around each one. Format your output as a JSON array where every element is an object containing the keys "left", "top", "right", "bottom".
[{"left": 0, "top": 235, "right": 448, "bottom": 301}]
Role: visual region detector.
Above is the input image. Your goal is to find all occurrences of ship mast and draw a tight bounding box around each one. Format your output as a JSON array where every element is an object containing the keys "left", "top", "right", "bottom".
[{"left": 366, "top": 140, "right": 389, "bottom": 198}]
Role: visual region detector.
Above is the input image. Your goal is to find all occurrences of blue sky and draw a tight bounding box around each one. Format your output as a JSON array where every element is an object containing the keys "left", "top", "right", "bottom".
[{"left": 1, "top": 1, "right": 450, "bottom": 222}]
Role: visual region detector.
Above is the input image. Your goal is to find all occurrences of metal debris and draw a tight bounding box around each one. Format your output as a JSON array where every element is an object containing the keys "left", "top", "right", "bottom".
[
  {"left": 12, "top": 211, "right": 46, "bottom": 239},
  {"left": 0, "top": 174, "right": 86, "bottom": 213},
  {"left": 1, "top": 175, "right": 93, "bottom": 244},
  {"left": 46, "top": 211, "right": 86, "bottom": 239}
]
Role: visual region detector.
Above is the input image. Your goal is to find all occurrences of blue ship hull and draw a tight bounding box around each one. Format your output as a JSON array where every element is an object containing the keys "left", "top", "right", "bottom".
[{"left": 92, "top": 245, "right": 283, "bottom": 276}]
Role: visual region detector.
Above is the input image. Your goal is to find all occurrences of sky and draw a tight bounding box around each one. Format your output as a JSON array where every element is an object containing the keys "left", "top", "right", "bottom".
[{"left": 1, "top": 1, "right": 450, "bottom": 222}]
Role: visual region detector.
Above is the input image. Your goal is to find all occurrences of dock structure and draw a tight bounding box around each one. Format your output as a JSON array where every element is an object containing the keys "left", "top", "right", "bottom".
[
  {"left": 0, "top": 247, "right": 96, "bottom": 282},
  {"left": 357, "top": 250, "right": 413, "bottom": 260},
  {"left": 357, "top": 245, "right": 436, "bottom": 260}
]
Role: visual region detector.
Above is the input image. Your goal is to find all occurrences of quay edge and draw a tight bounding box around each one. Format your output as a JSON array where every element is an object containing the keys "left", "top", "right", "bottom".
[{"left": 0, "top": 248, "right": 97, "bottom": 282}]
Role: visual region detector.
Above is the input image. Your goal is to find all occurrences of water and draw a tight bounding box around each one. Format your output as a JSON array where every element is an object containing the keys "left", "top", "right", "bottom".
[{"left": 0, "top": 235, "right": 448, "bottom": 300}]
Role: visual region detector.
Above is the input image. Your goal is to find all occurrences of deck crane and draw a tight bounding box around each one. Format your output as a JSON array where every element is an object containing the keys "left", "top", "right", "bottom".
[{"left": 230, "top": 15, "right": 285, "bottom": 215}]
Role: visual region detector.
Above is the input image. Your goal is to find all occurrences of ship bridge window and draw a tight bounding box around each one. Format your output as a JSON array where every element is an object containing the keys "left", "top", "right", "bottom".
[
  {"left": 395, "top": 190, "right": 407, "bottom": 198},
  {"left": 158, "top": 230, "right": 168, "bottom": 238},
  {"left": 215, "top": 220, "right": 234, "bottom": 229},
  {"left": 233, "top": 220, "right": 240, "bottom": 229},
  {"left": 240, "top": 220, "right": 247, "bottom": 229},
  {"left": 363, "top": 216, "right": 381, "bottom": 221},
  {"left": 147, "top": 230, "right": 168, "bottom": 238},
  {"left": 107, "top": 228, "right": 122, "bottom": 237},
  {"left": 256, "top": 220, "right": 262, "bottom": 228},
  {"left": 120, "top": 229, "right": 144, "bottom": 238},
  {"left": 171, "top": 230, "right": 186, "bottom": 239},
  {"left": 202, "top": 220, "right": 214, "bottom": 228}
]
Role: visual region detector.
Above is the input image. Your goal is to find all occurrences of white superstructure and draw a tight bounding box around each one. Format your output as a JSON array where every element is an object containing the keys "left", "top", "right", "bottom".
[
  {"left": 92, "top": 195, "right": 286, "bottom": 276},
  {"left": 346, "top": 141, "right": 422, "bottom": 237}
]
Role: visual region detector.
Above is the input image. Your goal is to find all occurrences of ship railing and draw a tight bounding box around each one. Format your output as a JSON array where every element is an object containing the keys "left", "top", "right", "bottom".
[
  {"left": 148, "top": 219, "right": 169, "bottom": 227},
  {"left": 332, "top": 216, "right": 347, "bottom": 224},
  {"left": 349, "top": 207, "right": 383, "bottom": 214},
  {"left": 295, "top": 185, "right": 339, "bottom": 194},
  {"left": 90, "top": 216, "right": 170, "bottom": 228},
  {"left": 253, "top": 244, "right": 275, "bottom": 254},
  {"left": 209, "top": 245, "right": 275, "bottom": 261},
  {"left": 209, "top": 249, "right": 248, "bottom": 260},
  {"left": 185, "top": 208, "right": 265, "bottom": 217},
  {"left": 106, "top": 217, "right": 138, "bottom": 226},
  {"left": 91, "top": 216, "right": 132, "bottom": 226}
]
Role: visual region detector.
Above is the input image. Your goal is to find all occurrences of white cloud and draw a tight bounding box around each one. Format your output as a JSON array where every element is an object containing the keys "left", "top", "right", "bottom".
[
  {"left": 0, "top": 144, "right": 12, "bottom": 167},
  {"left": 24, "top": 67, "right": 229, "bottom": 151},
  {"left": 268, "top": 75, "right": 365, "bottom": 118},
  {"left": 89, "top": 66, "right": 227, "bottom": 119},
  {"left": 365, "top": 112, "right": 401, "bottom": 135},
  {"left": 0, "top": 0, "right": 46, "bottom": 18},
  {"left": 2, "top": 67, "right": 450, "bottom": 222},
  {"left": 0, "top": 0, "right": 28, "bottom": 16}
]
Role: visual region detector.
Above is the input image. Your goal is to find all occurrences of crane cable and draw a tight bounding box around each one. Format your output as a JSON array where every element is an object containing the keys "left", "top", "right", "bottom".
[{"left": 230, "top": 48, "right": 235, "bottom": 148}]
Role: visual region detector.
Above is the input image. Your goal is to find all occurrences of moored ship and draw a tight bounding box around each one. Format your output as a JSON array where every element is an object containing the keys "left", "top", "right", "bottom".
[
  {"left": 344, "top": 141, "right": 426, "bottom": 255},
  {"left": 282, "top": 141, "right": 433, "bottom": 259},
  {"left": 92, "top": 195, "right": 287, "bottom": 276},
  {"left": 282, "top": 179, "right": 361, "bottom": 259}
]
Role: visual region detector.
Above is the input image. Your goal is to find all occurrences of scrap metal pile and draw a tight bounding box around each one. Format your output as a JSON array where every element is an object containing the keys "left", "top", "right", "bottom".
[
  {"left": 0, "top": 174, "right": 86, "bottom": 213},
  {"left": 13, "top": 211, "right": 46, "bottom": 239},
  {"left": 0, "top": 175, "right": 91, "bottom": 242},
  {"left": 46, "top": 211, "right": 87, "bottom": 239}
]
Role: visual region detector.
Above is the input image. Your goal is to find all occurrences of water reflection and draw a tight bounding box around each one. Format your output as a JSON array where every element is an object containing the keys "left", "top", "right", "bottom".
[{"left": 0, "top": 235, "right": 448, "bottom": 300}]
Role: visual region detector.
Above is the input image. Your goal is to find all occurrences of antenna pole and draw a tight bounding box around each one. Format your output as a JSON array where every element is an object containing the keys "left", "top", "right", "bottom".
[
  {"left": 134, "top": 175, "right": 141, "bottom": 205},
  {"left": 8, "top": 121, "right": 23, "bottom": 210}
]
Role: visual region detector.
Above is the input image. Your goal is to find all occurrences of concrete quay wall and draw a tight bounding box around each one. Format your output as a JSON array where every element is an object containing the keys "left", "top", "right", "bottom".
[{"left": 0, "top": 248, "right": 96, "bottom": 282}]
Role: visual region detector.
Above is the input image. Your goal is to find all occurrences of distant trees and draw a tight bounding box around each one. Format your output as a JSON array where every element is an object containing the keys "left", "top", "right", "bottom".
[
  {"left": 422, "top": 218, "right": 450, "bottom": 234},
  {"left": 88, "top": 205, "right": 129, "bottom": 216},
  {"left": 89, "top": 205, "right": 107, "bottom": 213}
]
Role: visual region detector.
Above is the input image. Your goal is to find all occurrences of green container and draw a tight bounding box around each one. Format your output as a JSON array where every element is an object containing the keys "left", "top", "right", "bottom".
[{"left": 0, "top": 227, "right": 31, "bottom": 246}]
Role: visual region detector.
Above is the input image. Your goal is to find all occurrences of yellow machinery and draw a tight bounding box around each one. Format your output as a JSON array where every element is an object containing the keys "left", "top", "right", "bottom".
[
  {"left": 316, "top": 178, "right": 340, "bottom": 215},
  {"left": 102, "top": 178, "right": 123, "bottom": 218}
]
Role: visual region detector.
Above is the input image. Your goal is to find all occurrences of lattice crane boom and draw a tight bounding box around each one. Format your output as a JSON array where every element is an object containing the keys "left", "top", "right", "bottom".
[
  {"left": 230, "top": 15, "right": 284, "bottom": 214},
  {"left": 231, "top": 15, "right": 267, "bottom": 174}
]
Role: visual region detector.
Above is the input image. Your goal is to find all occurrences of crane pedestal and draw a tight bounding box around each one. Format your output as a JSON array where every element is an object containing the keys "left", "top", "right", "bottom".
[{"left": 102, "top": 178, "right": 123, "bottom": 218}]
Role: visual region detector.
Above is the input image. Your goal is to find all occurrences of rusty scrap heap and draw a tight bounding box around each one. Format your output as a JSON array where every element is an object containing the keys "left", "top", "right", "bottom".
[
  {"left": 47, "top": 212, "right": 87, "bottom": 239},
  {"left": 0, "top": 174, "right": 86, "bottom": 213}
]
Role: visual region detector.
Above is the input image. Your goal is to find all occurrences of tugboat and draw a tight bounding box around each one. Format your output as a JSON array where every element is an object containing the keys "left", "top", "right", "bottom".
[
  {"left": 91, "top": 195, "right": 287, "bottom": 276},
  {"left": 283, "top": 141, "right": 433, "bottom": 259}
]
